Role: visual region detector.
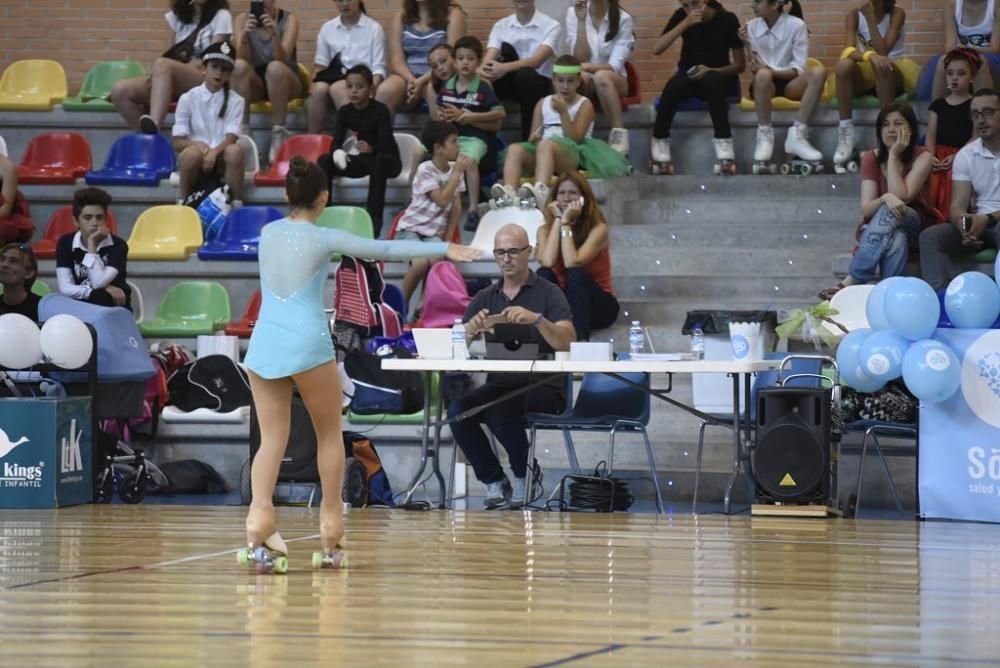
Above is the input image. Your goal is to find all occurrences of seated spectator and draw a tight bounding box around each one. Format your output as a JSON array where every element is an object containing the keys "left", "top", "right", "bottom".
[
  {"left": 424, "top": 42, "right": 458, "bottom": 110},
  {"left": 316, "top": 65, "right": 400, "bottom": 236},
  {"left": 0, "top": 155, "right": 33, "bottom": 244},
  {"left": 172, "top": 41, "right": 246, "bottom": 208},
  {"left": 820, "top": 103, "right": 937, "bottom": 300},
  {"left": 448, "top": 223, "right": 576, "bottom": 509},
  {"left": 925, "top": 0, "right": 1000, "bottom": 101},
  {"left": 0, "top": 243, "right": 40, "bottom": 320},
  {"left": 433, "top": 36, "right": 505, "bottom": 230},
  {"left": 376, "top": 0, "right": 466, "bottom": 115},
  {"left": 231, "top": 0, "right": 302, "bottom": 162},
  {"left": 926, "top": 48, "right": 978, "bottom": 218},
  {"left": 566, "top": 0, "right": 635, "bottom": 157},
  {"left": 56, "top": 188, "right": 131, "bottom": 310},
  {"left": 920, "top": 88, "right": 1000, "bottom": 289},
  {"left": 111, "top": 0, "right": 233, "bottom": 134},
  {"left": 480, "top": 0, "right": 561, "bottom": 141},
  {"left": 306, "top": 0, "right": 386, "bottom": 134},
  {"left": 536, "top": 171, "right": 619, "bottom": 340},
  {"left": 397, "top": 121, "right": 474, "bottom": 311},
  {"left": 493, "top": 55, "right": 628, "bottom": 209}
]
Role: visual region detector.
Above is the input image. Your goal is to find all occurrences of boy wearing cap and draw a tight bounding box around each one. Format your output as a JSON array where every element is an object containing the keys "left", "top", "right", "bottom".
[
  {"left": 172, "top": 40, "right": 247, "bottom": 208},
  {"left": 0, "top": 242, "right": 39, "bottom": 320}
]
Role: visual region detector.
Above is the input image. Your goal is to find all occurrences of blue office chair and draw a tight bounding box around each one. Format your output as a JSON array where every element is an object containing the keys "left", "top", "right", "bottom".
[
  {"left": 526, "top": 371, "right": 665, "bottom": 513},
  {"left": 692, "top": 353, "right": 829, "bottom": 513}
]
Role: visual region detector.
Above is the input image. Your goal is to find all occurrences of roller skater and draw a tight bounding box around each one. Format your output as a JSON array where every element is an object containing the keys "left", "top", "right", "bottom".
[{"left": 713, "top": 137, "right": 737, "bottom": 175}]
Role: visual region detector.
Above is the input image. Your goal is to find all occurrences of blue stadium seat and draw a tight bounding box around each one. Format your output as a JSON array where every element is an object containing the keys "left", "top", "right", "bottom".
[
  {"left": 84, "top": 133, "right": 175, "bottom": 186},
  {"left": 197, "top": 206, "right": 284, "bottom": 261}
]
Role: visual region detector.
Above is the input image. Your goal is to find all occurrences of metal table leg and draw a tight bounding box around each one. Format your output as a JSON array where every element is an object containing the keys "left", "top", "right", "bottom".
[
  {"left": 403, "top": 370, "right": 433, "bottom": 505},
  {"left": 724, "top": 372, "right": 741, "bottom": 515}
]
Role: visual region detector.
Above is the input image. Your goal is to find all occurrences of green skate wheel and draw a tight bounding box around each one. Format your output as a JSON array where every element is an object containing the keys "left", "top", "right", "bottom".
[
  {"left": 237, "top": 548, "right": 251, "bottom": 566},
  {"left": 274, "top": 556, "right": 289, "bottom": 574},
  {"left": 312, "top": 552, "right": 324, "bottom": 569}
]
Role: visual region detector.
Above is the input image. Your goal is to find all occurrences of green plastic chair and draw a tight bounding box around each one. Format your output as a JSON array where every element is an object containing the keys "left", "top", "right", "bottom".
[
  {"left": 138, "top": 281, "right": 231, "bottom": 337},
  {"left": 63, "top": 61, "right": 146, "bottom": 111},
  {"left": 348, "top": 371, "right": 439, "bottom": 425},
  {"left": 316, "top": 206, "right": 374, "bottom": 261},
  {"left": 828, "top": 93, "right": 911, "bottom": 109},
  {"left": 961, "top": 248, "right": 999, "bottom": 263},
  {"left": 0, "top": 280, "right": 50, "bottom": 298}
]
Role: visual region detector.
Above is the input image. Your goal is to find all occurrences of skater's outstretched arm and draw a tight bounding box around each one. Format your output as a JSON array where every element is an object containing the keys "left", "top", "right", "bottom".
[{"left": 321, "top": 229, "right": 478, "bottom": 263}]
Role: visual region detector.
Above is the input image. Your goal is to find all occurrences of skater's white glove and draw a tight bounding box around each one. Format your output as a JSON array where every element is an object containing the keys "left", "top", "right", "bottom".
[{"left": 333, "top": 149, "right": 349, "bottom": 170}]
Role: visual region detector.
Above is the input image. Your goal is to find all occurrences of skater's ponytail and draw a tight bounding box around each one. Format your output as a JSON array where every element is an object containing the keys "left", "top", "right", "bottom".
[
  {"left": 875, "top": 102, "right": 918, "bottom": 166},
  {"left": 786, "top": 0, "right": 803, "bottom": 19},
  {"left": 286, "top": 156, "right": 328, "bottom": 210},
  {"left": 604, "top": 0, "right": 621, "bottom": 42}
]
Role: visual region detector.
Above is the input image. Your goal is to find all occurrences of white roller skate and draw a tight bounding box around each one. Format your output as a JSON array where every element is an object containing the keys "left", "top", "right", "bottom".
[
  {"left": 237, "top": 532, "right": 289, "bottom": 575},
  {"left": 517, "top": 182, "right": 549, "bottom": 209},
  {"left": 489, "top": 183, "right": 516, "bottom": 209},
  {"left": 713, "top": 137, "right": 736, "bottom": 175},
  {"left": 650, "top": 137, "right": 673, "bottom": 175},
  {"left": 833, "top": 124, "right": 858, "bottom": 174},
  {"left": 608, "top": 127, "right": 630, "bottom": 157},
  {"left": 781, "top": 124, "right": 824, "bottom": 175},
  {"left": 752, "top": 125, "right": 775, "bottom": 175}
]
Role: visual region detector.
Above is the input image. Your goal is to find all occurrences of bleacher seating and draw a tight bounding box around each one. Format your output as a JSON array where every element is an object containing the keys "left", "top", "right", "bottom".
[
  {"left": 316, "top": 205, "right": 374, "bottom": 260},
  {"left": 127, "top": 205, "right": 202, "bottom": 260},
  {"left": 225, "top": 288, "right": 261, "bottom": 338},
  {"left": 33, "top": 206, "right": 118, "bottom": 259},
  {"left": 248, "top": 64, "right": 311, "bottom": 114},
  {"left": 85, "top": 133, "right": 175, "bottom": 186},
  {"left": 254, "top": 134, "right": 332, "bottom": 187},
  {"left": 0, "top": 280, "right": 50, "bottom": 298},
  {"left": 197, "top": 206, "right": 283, "bottom": 261},
  {"left": 593, "top": 61, "right": 643, "bottom": 113},
  {"left": 138, "top": 280, "right": 231, "bottom": 337},
  {"left": 17, "top": 132, "right": 91, "bottom": 184},
  {"left": 339, "top": 133, "right": 425, "bottom": 187},
  {"left": 62, "top": 61, "right": 146, "bottom": 112},
  {"left": 739, "top": 58, "right": 831, "bottom": 112},
  {"left": 0, "top": 60, "right": 68, "bottom": 110}
]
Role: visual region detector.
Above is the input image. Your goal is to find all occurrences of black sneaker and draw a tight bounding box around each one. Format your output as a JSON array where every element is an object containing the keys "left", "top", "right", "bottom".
[
  {"left": 138, "top": 114, "right": 159, "bottom": 135},
  {"left": 463, "top": 210, "right": 480, "bottom": 232},
  {"left": 484, "top": 477, "right": 512, "bottom": 510}
]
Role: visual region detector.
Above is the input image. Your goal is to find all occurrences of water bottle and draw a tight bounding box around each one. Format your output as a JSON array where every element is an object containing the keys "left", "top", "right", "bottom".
[
  {"left": 691, "top": 322, "right": 705, "bottom": 360},
  {"left": 628, "top": 321, "right": 645, "bottom": 356},
  {"left": 451, "top": 318, "right": 469, "bottom": 360}
]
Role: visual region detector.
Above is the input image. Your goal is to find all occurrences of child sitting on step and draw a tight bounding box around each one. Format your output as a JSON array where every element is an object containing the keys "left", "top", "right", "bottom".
[
  {"left": 492, "top": 55, "right": 629, "bottom": 209},
  {"left": 926, "top": 48, "right": 979, "bottom": 219}
]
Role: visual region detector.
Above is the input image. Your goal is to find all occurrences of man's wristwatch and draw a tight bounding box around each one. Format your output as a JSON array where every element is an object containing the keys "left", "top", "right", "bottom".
[{"left": 531, "top": 313, "right": 544, "bottom": 328}]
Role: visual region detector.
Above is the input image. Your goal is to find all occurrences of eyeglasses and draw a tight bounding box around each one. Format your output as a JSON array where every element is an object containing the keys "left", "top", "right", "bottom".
[
  {"left": 493, "top": 246, "right": 529, "bottom": 259},
  {"left": 971, "top": 108, "right": 998, "bottom": 121}
]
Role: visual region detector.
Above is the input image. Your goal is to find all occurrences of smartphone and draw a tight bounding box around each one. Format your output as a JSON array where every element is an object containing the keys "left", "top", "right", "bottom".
[
  {"left": 250, "top": 1, "right": 264, "bottom": 19},
  {"left": 686, "top": 65, "right": 700, "bottom": 76},
  {"left": 961, "top": 216, "right": 971, "bottom": 233}
]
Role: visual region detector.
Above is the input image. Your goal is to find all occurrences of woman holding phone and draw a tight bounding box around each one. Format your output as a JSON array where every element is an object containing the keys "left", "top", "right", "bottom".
[
  {"left": 231, "top": 0, "right": 302, "bottom": 161},
  {"left": 535, "top": 170, "right": 619, "bottom": 340}
]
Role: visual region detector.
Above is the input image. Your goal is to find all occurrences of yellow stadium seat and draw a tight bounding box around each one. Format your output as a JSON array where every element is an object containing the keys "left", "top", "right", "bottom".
[
  {"left": 250, "top": 63, "right": 311, "bottom": 113},
  {"left": 0, "top": 60, "right": 68, "bottom": 110},
  {"left": 739, "top": 58, "right": 829, "bottom": 112},
  {"left": 127, "top": 205, "right": 204, "bottom": 260}
]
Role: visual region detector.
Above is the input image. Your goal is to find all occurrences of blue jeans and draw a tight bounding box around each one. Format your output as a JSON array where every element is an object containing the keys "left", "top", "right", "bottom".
[{"left": 848, "top": 204, "right": 921, "bottom": 283}]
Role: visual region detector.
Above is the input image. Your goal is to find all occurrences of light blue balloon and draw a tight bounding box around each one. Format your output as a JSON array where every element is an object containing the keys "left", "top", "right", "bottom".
[
  {"left": 836, "top": 328, "right": 884, "bottom": 392},
  {"left": 884, "top": 277, "right": 940, "bottom": 341},
  {"left": 859, "top": 329, "right": 908, "bottom": 381},
  {"left": 995, "top": 252, "right": 1000, "bottom": 286},
  {"left": 944, "top": 271, "right": 1000, "bottom": 329},
  {"left": 866, "top": 276, "right": 905, "bottom": 331},
  {"left": 902, "top": 339, "right": 961, "bottom": 404}
]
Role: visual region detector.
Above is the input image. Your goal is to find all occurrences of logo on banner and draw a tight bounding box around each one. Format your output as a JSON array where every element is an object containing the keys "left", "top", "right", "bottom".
[
  {"left": 961, "top": 331, "right": 1000, "bottom": 429},
  {"left": 0, "top": 427, "right": 29, "bottom": 460},
  {"left": 60, "top": 419, "right": 83, "bottom": 474},
  {"left": 731, "top": 335, "right": 749, "bottom": 359}
]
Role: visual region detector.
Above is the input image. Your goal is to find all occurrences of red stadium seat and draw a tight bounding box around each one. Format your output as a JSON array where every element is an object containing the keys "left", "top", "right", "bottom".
[
  {"left": 254, "top": 134, "right": 332, "bottom": 187},
  {"left": 17, "top": 132, "right": 92, "bottom": 184},
  {"left": 224, "top": 289, "right": 262, "bottom": 338},
  {"left": 33, "top": 206, "right": 118, "bottom": 259}
]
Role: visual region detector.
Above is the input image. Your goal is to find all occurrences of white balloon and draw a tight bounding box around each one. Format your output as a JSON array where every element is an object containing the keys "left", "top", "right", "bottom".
[
  {"left": 0, "top": 313, "right": 42, "bottom": 369},
  {"left": 40, "top": 315, "right": 93, "bottom": 369}
]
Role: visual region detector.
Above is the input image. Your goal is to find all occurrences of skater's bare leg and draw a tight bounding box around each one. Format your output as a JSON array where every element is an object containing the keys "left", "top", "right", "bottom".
[{"left": 246, "top": 370, "right": 294, "bottom": 548}]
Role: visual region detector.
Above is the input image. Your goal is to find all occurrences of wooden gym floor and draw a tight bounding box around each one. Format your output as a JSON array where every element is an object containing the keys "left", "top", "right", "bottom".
[{"left": 1, "top": 506, "right": 999, "bottom": 666}]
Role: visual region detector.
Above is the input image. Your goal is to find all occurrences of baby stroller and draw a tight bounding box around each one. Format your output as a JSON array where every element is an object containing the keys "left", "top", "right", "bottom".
[{"left": 39, "top": 295, "right": 164, "bottom": 503}]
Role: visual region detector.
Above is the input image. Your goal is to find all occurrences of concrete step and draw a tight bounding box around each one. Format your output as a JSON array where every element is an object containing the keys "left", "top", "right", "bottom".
[
  {"left": 628, "top": 174, "right": 861, "bottom": 199},
  {"left": 610, "top": 248, "right": 836, "bottom": 277},
  {"left": 623, "top": 198, "right": 859, "bottom": 227},
  {"left": 610, "top": 221, "right": 849, "bottom": 249},
  {"left": 613, "top": 274, "right": 827, "bottom": 302}
]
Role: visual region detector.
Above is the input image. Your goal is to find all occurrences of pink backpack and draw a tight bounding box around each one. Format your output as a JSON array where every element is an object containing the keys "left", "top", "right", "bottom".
[{"left": 421, "top": 261, "right": 472, "bottom": 328}]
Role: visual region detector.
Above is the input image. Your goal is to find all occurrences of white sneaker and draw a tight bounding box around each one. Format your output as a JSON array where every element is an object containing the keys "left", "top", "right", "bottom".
[
  {"left": 833, "top": 125, "right": 856, "bottom": 165},
  {"left": 785, "top": 125, "right": 823, "bottom": 162},
  {"left": 138, "top": 114, "right": 159, "bottom": 135},
  {"left": 490, "top": 183, "right": 516, "bottom": 208},
  {"left": 754, "top": 126, "right": 775, "bottom": 163},
  {"left": 269, "top": 125, "right": 292, "bottom": 163},
  {"left": 651, "top": 137, "right": 672, "bottom": 164},
  {"left": 608, "top": 127, "right": 630, "bottom": 156},
  {"left": 527, "top": 182, "right": 549, "bottom": 209}
]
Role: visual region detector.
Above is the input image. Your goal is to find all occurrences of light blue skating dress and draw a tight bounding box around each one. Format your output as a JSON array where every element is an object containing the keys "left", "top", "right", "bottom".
[{"left": 244, "top": 218, "right": 448, "bottom": 379}]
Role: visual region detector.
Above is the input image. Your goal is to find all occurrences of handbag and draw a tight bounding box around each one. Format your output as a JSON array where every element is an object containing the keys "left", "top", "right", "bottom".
[
  {"left": 162, "top": 20, "right": 208, "bottom": 63},
  {"left": 313, "top": 53, "right": 346, "bottom": 84}
]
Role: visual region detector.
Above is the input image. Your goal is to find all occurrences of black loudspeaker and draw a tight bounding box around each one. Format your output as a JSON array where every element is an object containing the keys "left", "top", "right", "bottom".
[{"left": 752, "top": 387, "right": 832, "bottom": 504}]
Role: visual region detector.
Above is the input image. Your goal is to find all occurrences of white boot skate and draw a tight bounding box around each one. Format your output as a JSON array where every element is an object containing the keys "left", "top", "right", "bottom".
[
  {"left": 781, "top": 124, "right": 824, "bottom": 175},
  {"left": 489, "top": 183, "right": 516, "bottom": 209},
  {"left": 713, "top": 137, "right": 736, "bottom": 175},
  {"left": 521, "top": 181, "right": 549, "bottom": 209},
  {"left": 833, "top": 124, "right": 858, "bottom": 174},
  {"left": 753, "top": 126, "right": 775, "bottom": 175},
  {"left": 650, "top": 137, "right": 673, "bottom": 175},
  {"left": 608, "top": 127, "right": 630, "bottom": 157}
]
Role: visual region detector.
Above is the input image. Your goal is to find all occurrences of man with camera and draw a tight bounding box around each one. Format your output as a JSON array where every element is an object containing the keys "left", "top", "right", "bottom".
[{"left": 920, "top": 88, "right": 1000, "bottom": 290}]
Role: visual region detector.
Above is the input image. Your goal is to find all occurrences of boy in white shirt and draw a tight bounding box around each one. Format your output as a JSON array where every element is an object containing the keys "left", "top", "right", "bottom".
[
  {"left": 172, "top": 40, "right": 247, "bottom": 207},
  {"left": 397, "top": 121, "right": 475, "bottom": 310}
]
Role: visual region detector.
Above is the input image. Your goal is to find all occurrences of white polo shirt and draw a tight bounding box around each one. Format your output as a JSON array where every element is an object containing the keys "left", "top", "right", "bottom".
[
  {"left": 315, "top": 14, "right": 387, "bottom": 79},
  {"left": 952, "top": 137, "right": 1000, "bottom": 214},
  {"left": 172, "top": 83, "right": 245, "bottom": 146},
  {"left": 487, "top": 11, "right": 562, "bottom": 78},
  {"left": 747, "top": 13, "right": 808, "bottom": 74},
  {"left": 564, "top": 5, "right": 634, "bottom": 77}
]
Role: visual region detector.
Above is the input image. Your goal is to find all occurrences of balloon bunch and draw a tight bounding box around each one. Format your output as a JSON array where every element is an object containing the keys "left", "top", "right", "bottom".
[
  {"left": 836, "top": 265, "right": 1000, "bottom": 404},
  {"left": 0, "top": 313, "right": 94, "bottom": 370}
]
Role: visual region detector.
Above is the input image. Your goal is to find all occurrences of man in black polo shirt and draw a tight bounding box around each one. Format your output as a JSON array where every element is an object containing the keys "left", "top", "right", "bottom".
[
  {"left": 448, "top": 224, "right": 576, "bottom": 509},
  {"left": 0, "top": 242, "right": 40, "bottom": 320}
]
